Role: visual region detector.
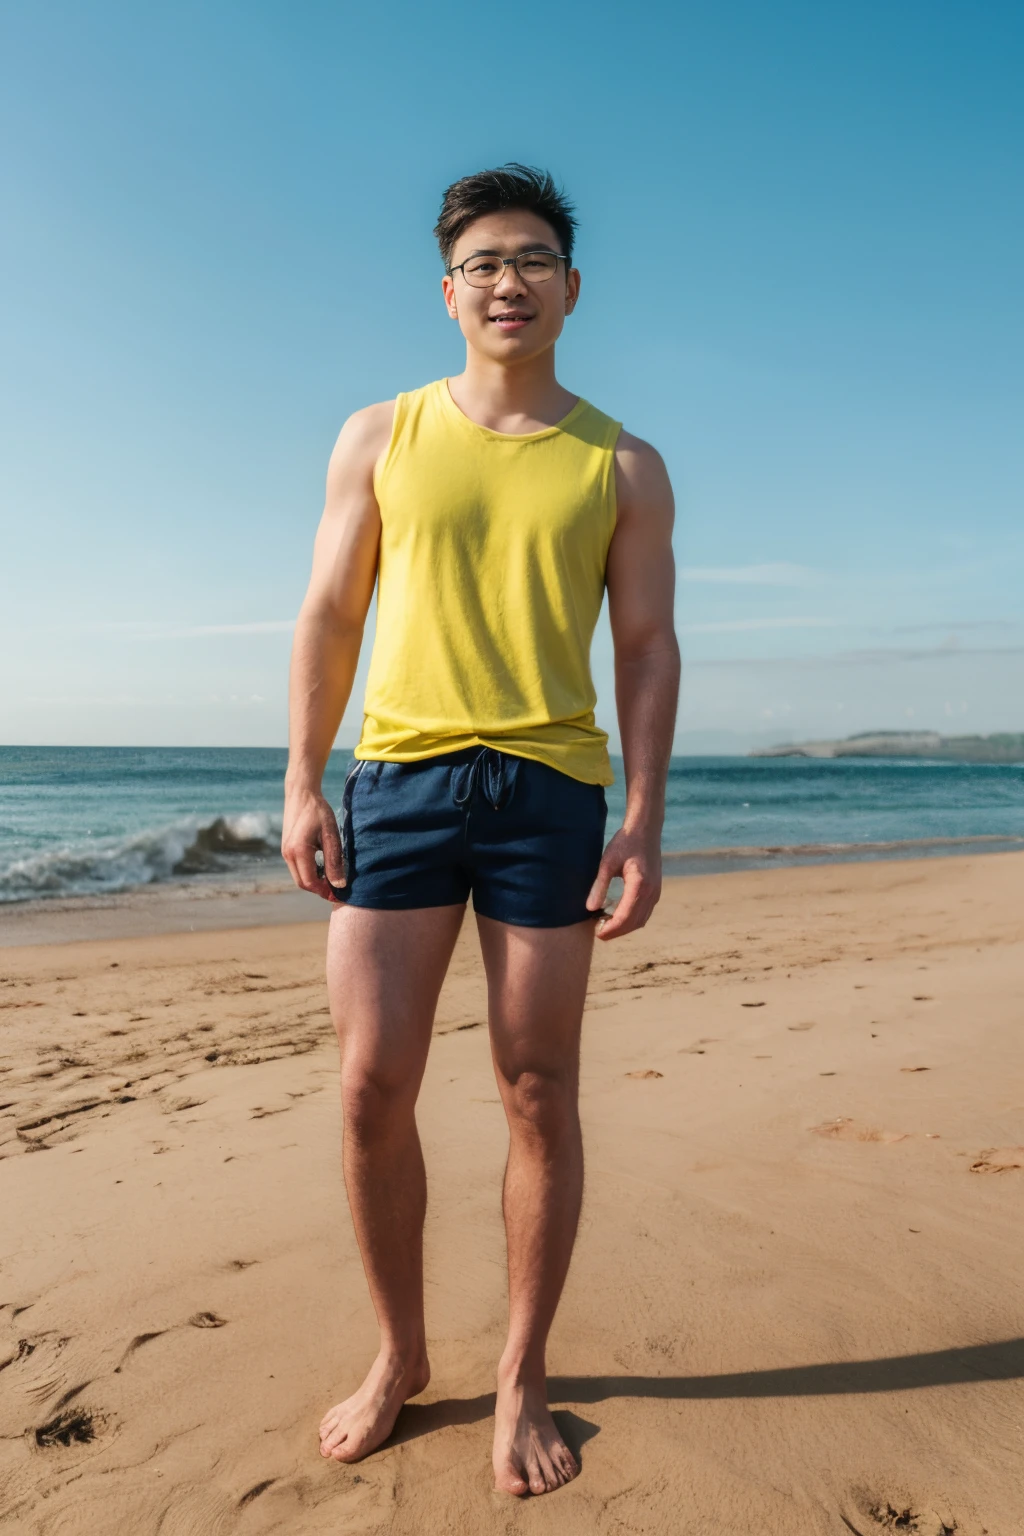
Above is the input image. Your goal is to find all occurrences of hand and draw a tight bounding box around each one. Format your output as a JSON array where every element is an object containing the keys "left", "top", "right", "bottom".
[
  {"left": 586, "top": 826, "right": 662, "bottom": 941},
  {"left": 281, "top": 783, "right": 346, "bottom": 902}
]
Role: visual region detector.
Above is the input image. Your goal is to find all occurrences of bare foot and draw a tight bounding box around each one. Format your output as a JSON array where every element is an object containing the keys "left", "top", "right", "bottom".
[
  {"left": 492, "top": 1365, "right": 579, "bottom": 1496},
  {"left": 319, "top": 1350, "right": 429, "bottom": 1462}
]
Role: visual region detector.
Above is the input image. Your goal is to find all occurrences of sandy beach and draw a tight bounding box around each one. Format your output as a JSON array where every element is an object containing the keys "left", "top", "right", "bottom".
[{"left": 2, "top": 852, "right": 1023, "bottom": 1534}]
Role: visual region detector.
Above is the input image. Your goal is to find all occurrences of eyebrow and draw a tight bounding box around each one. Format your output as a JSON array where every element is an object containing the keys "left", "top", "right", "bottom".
[{"left": 464, "top": 245, "right": 561, "bottom": 258}]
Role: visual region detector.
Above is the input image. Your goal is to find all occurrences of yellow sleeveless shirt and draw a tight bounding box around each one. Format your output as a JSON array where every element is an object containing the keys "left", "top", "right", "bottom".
[{"left": 354, "top": 378, "right": 620, "bottom": 786}]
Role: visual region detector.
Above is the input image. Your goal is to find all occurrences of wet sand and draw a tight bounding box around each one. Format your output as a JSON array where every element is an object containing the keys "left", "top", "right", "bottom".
[{"left": 1, "top": 853, "right": 1023, "bottom": 1534}]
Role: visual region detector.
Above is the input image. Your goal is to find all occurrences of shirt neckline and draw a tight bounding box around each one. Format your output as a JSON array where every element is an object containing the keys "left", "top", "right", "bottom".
[{"left": 439, "top": 378, "right": 586, "bottom": 441}]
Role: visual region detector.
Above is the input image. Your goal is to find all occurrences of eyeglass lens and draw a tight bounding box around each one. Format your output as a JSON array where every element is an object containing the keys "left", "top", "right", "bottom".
[{"left": 461, "top": 252, "right": 560, "bottom": 287}]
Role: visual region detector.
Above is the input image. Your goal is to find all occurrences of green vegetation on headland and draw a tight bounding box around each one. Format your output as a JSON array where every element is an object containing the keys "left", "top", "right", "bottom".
[{"left": 750, "top": 731, "right": 1024, "bottom": 763}]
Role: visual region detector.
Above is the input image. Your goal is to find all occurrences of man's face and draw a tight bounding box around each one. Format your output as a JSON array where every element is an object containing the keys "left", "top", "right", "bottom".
[{"left": 441, "top": 209, "right": 580, "bottom": 364}]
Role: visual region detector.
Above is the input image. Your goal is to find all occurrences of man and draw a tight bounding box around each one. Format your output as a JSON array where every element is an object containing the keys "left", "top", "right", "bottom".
[{"left": 282, "top": 163, "right": 679, "bottom": 1497}]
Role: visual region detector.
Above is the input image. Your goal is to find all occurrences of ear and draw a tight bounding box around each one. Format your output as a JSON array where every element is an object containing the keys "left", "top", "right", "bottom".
[
  {"left": 565, "top": 266, "right": 581, "bottom": 316},
  {"left": 441, "top": 273, "right": 458, "bottom": 319}
]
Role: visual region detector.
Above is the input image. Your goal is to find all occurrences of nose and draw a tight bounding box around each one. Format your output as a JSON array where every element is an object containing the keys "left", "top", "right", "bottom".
[{"left": 492, "top": 259, "right": 528, "bottom": 299}]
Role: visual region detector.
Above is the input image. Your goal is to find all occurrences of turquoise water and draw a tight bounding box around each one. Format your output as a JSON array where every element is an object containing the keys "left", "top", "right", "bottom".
[{"left": 0, "top": 746, "right": 1022, "bottom": 903}]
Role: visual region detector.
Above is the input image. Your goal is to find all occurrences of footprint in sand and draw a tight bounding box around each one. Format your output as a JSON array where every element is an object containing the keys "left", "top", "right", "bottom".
[
  {"left": 188, "top": 1311, "right": 228, "bottom": 1328},
  {"left": 812, "top": 1118, "right": 908, "bottom": 1144},
  {"left": 900, "top": 1066, "right": 930, "bottom": 1073},
  {"left": 625, "top": 1069, "right": 663, "bottom": 1079},
  {"left": 969, "top": 1146, "right": 1024, "bottom": 1174},
  {"left": 788, "top": 1022, "right": 816, "bottom": 1031}
]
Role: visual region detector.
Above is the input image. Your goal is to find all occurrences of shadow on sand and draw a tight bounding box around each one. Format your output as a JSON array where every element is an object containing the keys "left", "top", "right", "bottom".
[{"left": 389, "top": 1337, "right": 1024, "bottom": 1446}]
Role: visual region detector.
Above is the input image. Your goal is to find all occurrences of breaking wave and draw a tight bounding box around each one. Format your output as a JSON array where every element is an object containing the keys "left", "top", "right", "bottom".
[{"left": 0, "top": 812, "right": 282, "bottom": 904}]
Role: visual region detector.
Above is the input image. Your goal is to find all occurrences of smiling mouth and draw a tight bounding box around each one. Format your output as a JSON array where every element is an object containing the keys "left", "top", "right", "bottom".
[{"left": 490, "top": 312, "right": 532, "bottom": 326}]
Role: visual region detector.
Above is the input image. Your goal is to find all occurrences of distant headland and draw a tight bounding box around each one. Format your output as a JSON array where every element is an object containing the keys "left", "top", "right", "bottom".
[{"left": 750, "top": 731, "right": 1024, "bottom": 762}]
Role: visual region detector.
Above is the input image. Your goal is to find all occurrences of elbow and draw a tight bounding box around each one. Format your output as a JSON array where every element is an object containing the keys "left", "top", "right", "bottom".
[
  {"left": 615, "top": 632, "right": 680, "bottom": 671},
  {"left": 295, "top": 599, "right": 365, "bottom": 646}
]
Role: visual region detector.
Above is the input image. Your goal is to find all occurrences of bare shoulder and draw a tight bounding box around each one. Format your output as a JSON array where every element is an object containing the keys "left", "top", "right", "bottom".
[
  {"left": 327, "top": 400, "right": 397, "bottom": 487},
  {"left": 613, "top": 428, "right": 674, "bottom": 524}
]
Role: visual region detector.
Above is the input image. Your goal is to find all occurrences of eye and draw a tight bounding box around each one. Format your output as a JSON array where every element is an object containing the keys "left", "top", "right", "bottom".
[{"left": 465, "top": 257, "right": 500, "bottom": 275}]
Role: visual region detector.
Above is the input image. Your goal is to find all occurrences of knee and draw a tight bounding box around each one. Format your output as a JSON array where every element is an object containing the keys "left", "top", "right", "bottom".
[
  {"left": 501, "top": 1067, "right": 577, "bottom": 1143},
  {"left": 340, "top": 1062, "right": 416, "bottom": 1138}
]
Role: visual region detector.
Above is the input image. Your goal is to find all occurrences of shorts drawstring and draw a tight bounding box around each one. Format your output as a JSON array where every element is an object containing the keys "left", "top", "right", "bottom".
[{"left": 450, "top": 747, "right": 520, "bottom": 814}]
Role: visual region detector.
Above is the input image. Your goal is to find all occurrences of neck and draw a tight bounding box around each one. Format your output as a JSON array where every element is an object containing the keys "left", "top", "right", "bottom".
[{"left": 448, "top": 347, "right": 577, "bottom": 433}]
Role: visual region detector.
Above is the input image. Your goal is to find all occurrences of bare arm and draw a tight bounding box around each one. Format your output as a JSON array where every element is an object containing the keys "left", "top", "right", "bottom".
[
  {"left": 282, "top": 402, "right": 393, "bottom": 899},
  {"left": 586, "top": 431, "right": 680, "bottom": 940}
]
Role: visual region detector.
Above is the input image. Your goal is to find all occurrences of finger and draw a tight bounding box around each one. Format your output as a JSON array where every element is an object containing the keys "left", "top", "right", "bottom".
[
  {"left": 600, "top": 896, "right": 654, "bottom": 940},
  {"left": 619, "top": 894, "right": 657, "bottom": 937},
  {"left": 596, "top": 866, "right": 649, "bottom": 940},
  {"left": 282, "top": 849, "right": 301, "bottom": 891},
  {"left": 600, "top": 888, "right": 656, "bottom": 940},
  {"left": 320, "top": 810, "right": 346, "bottom": 888},
  {"left": 294, "top": 845, "right": 335, "bottom": 900},
  {"left": 586, "top": 853, "right": 616, "bottom": 912}
]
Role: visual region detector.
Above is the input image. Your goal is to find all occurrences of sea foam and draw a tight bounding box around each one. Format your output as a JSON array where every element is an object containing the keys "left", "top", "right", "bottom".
[{"left": 0, "top": 812, "right": 282, "bottom": 903}]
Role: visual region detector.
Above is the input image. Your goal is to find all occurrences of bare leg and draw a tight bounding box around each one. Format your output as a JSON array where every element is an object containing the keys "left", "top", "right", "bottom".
[
  {"left": 476, "top": 913, "right": 595, "bottom": 1496},
  {"left": 319, "top": 902, "right": 466, "bottom": 1462}
]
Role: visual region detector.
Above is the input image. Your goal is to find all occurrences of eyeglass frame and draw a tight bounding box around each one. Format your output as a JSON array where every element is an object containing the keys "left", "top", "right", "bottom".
[{"left": 446, "top": 249, "right": 571, "bottom": 286}]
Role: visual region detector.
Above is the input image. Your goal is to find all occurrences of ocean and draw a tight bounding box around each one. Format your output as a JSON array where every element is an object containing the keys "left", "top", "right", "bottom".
[{"left": 1, "top": 745, "right": 1022, "bottom": 906}]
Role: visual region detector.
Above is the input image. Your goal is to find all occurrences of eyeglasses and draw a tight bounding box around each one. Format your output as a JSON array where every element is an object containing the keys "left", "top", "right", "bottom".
[{"left": 447, "top": 250, "right": 569, "bottom": 288}]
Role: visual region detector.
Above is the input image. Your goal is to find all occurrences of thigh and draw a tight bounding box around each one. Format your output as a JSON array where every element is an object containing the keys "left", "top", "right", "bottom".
[
  {"left": 475, "top": 913, "right": 596, "bottom": 1081},
  {"left": 327, "top": 903, "right": 466, "bottom": 1090}
]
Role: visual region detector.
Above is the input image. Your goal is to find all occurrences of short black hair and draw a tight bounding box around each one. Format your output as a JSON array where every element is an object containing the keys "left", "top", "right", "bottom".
[{"left": 434, "top": 163, "right": 578, "bottom": 271}]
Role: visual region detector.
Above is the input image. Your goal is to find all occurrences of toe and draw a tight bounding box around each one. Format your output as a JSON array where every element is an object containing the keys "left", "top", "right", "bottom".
[
  {"left": 545, "top": 1446, "right": 566, "bottom": 1490},
  {"left": 494, "top": 1462, "right": 530, "bottom": 1496},
  {"left": 499, "top": 1447, "right": 529, "bottom": 1495},
  {"left": 528, "top": 1460, "right": 549, "bottom": 1495},
  {"left": 556, "top": 1444, "right": 579, "bottom": 1480},
  {"left": 321, "top": 1424, "right": 348, "bottom": 1456}
]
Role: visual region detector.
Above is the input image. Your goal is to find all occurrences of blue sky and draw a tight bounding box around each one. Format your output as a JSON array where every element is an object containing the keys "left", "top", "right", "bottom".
[{"left": 1, "top": 0, "right": 1021, "bottom": 751}]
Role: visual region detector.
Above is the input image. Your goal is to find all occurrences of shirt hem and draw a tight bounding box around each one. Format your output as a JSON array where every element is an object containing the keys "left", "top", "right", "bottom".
[{"left": 353, "top": 738, "right": 614, "bottom": 788}]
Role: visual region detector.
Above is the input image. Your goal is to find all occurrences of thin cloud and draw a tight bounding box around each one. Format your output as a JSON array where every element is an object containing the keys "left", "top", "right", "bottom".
[
  {"left": 689, "top": 641, "right": 1024, "bottom": 669},
  {"left": 892, "top": 619, "right": 1018, "bottom": 635},
  {"left": 90, "top": 619, "right": 297, "bottom": 638},
  {"left": 680, "top": 563, "right": 819, "bottom": 587},
  {"left": 171, "top": 620, "right": 296, "bottom": 637},
  {"left": 680, "top": 617, "right": 832, "bottom": 635}
]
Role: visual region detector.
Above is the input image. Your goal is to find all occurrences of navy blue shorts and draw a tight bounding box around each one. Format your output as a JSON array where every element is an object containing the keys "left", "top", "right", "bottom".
[{"left": 332, "top": 747, "right": 608, "bottom": 928}]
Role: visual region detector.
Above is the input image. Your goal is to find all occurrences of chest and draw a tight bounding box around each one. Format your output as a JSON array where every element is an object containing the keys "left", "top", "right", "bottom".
[{"left": 379, "top": 433, "right": 612, "bottom": 556}]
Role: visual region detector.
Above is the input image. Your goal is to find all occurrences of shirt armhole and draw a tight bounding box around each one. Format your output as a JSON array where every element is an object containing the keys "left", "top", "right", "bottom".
[{"left": 372, "top": 394, "right": 406, "bottom": 504}]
